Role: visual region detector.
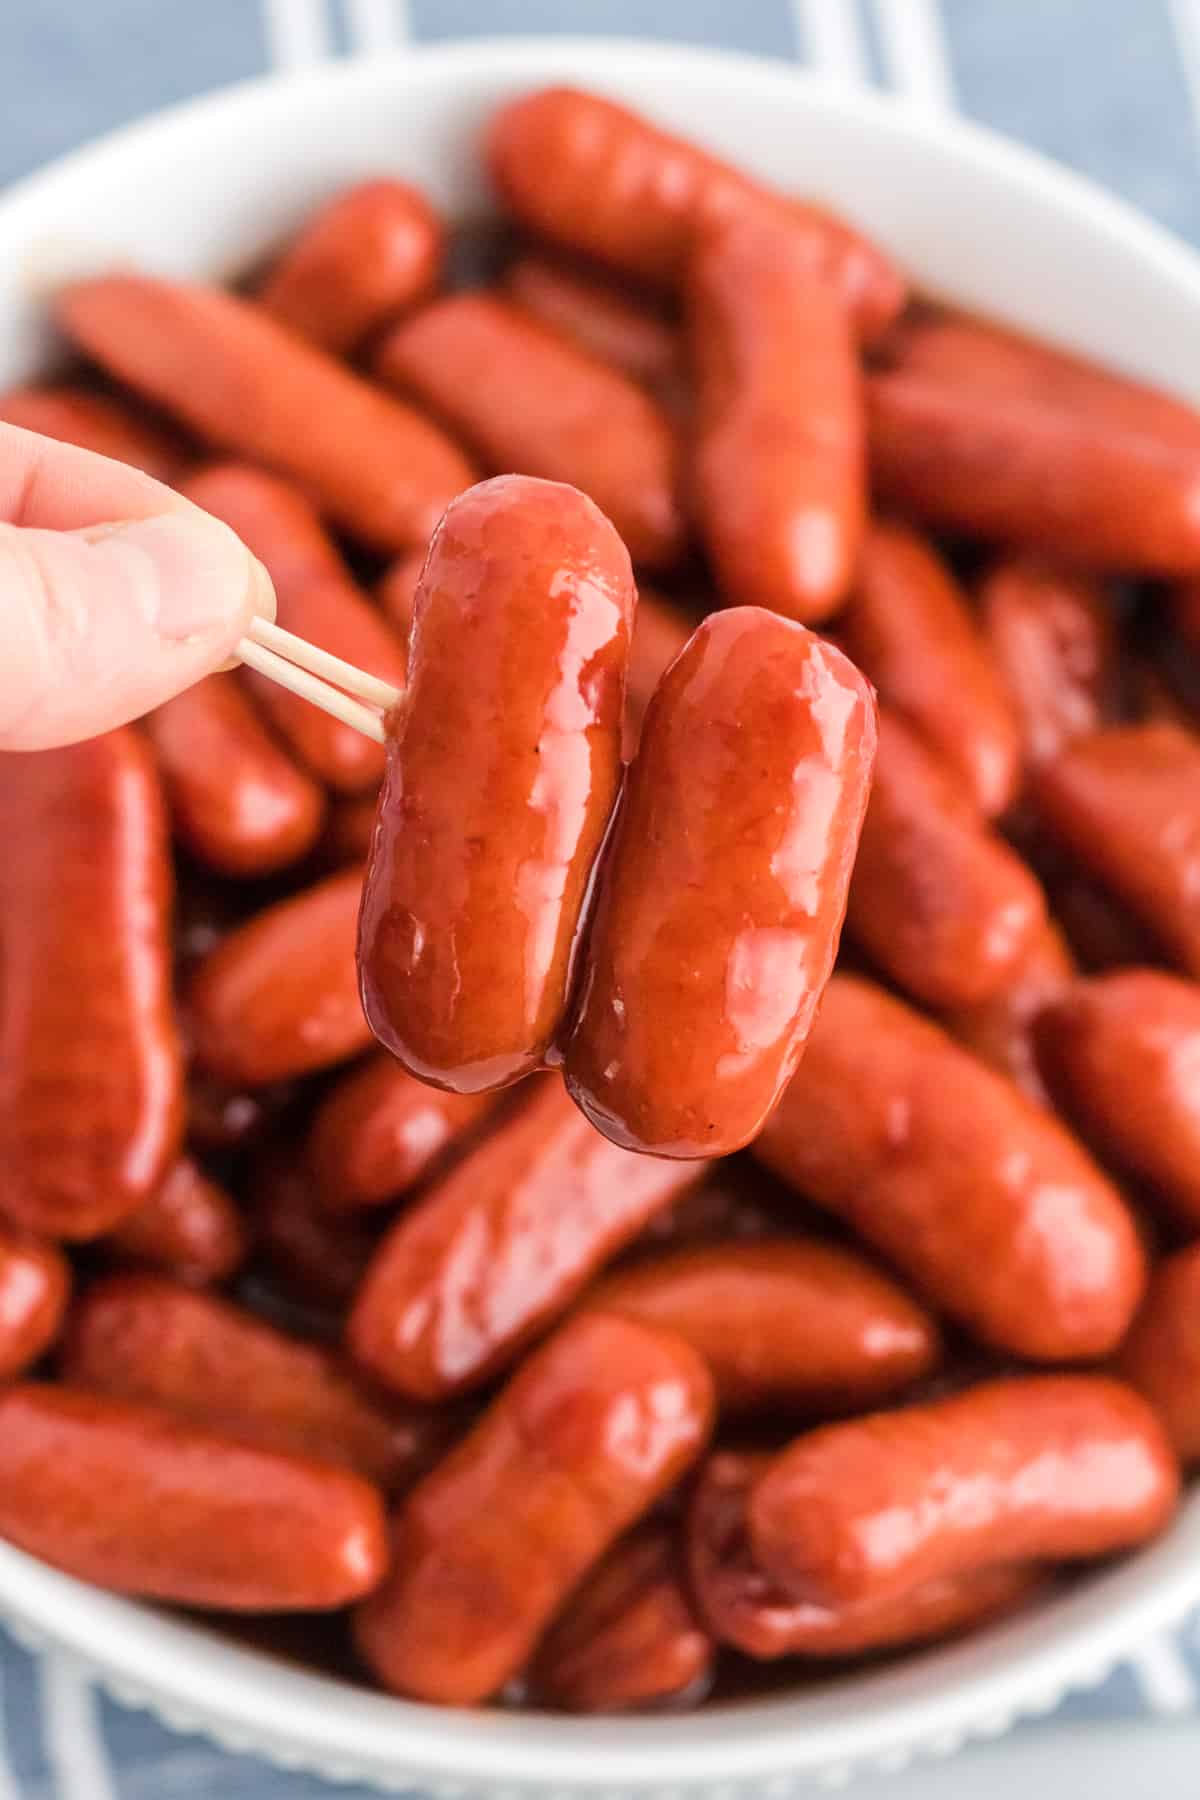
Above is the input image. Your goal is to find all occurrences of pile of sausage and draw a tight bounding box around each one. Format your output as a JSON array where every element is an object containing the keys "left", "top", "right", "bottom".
[{"left": 2, "top": 84, "right": 1200, "bottom": 1714}]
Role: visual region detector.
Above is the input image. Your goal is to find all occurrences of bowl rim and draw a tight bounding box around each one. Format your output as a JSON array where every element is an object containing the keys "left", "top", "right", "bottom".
[
  {"left": 5, "top": 31, "right": 1200, "bottom": 325},
  {"left": 4, "top": 33, "right": 1200, "bottom": 1795},
  {"left": 8, "top": 1511, "right": 1200, "bottom": 1794}
]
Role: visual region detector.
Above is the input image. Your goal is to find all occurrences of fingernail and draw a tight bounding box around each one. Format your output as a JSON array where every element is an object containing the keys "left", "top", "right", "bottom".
[
  {"left": 99, "top": 512, "right": 265, "bottom": 644},
  {"left": 247, "top": 554, "right": 277, "bottom": 627}
]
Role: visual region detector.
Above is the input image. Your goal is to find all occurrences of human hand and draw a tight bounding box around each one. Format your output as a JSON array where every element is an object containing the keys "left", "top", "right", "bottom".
[{"left": 0, "top": 422, "right": 275, "bottom": 750}]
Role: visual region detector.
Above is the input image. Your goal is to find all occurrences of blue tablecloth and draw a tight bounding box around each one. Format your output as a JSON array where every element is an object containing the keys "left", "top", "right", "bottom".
[{"left": 2, "top": 2, "right": 1200, "bottom": 1792}]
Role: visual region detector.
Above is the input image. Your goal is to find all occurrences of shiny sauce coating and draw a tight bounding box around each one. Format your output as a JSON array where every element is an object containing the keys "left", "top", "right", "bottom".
[
  {"left": 358, "top": 475, "right": 634, "bottom": 1092},
  {"left": 564, "top": 609, "right": 876, "bottom": 1156}
]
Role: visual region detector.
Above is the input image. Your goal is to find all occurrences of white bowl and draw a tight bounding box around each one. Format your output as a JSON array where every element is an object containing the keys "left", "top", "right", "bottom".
[{"left": 3, "top": 35, "right": 1200, "bottom": 1797}]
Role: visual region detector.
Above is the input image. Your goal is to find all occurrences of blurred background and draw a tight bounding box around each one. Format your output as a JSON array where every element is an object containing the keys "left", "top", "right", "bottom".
[
  {"left": 3, "top": 1, "right": 1200, "bottom": 1796},
  {"left": 5, "top": 0, "right": 1200, "bottom": 250}
]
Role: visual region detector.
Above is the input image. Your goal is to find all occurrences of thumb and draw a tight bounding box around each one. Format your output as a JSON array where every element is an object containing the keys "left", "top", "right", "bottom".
[{"left": 0, "top": 510, "right": 276, "bottom": 751}]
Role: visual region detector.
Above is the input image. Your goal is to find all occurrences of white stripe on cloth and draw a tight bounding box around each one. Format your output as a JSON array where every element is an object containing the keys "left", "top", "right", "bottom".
[
  {"left": 1169, "top": 0, "right": 1200, "bottom": 141},
  {"left": 39, "top": 1658, "right": 117, "bottom": 1800},
  {"left": 872, "top": 0, "right": 957, "bottom": 111},
  {"left": 790, "top": 0, "right": 872, "bottom": 86},
  {"left": 1127, "top": 1636, "right": 1199, "bottom": 1714},
  {"left": 261, "top": 0, "right": 334, "bottom": 71},
  {"left": 343, "top": 0, "right": 409, "bottom": 55}
]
